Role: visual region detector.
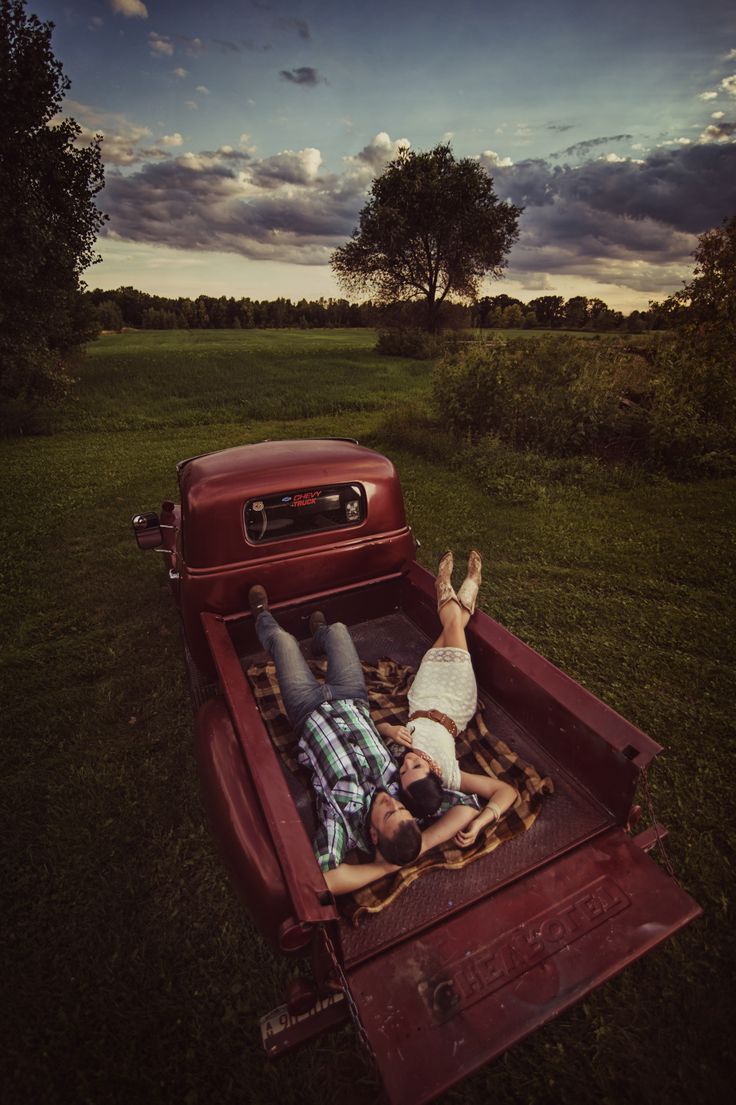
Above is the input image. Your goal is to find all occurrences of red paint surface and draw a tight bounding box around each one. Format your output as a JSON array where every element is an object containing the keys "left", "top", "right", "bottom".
[{"left": 347, "top": 830, "right": 701, "bottom": 1105}]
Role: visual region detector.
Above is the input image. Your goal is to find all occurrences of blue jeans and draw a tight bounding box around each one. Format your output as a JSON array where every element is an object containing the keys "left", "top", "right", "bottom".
[{"left": 255, "top": 612, "right": 368, "bottom": 733}]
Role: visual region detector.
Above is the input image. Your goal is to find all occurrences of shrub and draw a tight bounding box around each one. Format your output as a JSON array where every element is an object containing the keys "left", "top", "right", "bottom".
[
  {"left": 433, "top": 336, "right": 635, "bottom": 455},
  {"left": 642, "top": 336, "right": 736, "bottom": 475},
  {"left": 431, "top": 334, "right": 736, "bottom": 475},
  {"left": 376, "top": 328, "right": 442, "bottom": 359},
  {"left": 372, "top": 406, "right": 646, "bottom": 503}
]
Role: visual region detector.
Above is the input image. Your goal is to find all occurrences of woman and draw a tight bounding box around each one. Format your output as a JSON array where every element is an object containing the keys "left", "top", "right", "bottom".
[{"left": 376, "top": 551, "right": 517, "bottom": 848}]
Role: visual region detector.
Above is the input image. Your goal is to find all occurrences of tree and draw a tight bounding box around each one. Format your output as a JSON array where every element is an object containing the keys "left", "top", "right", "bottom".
[
  {"left": 665, "top": 215, "right": 736, "bottom": 344},
  {"left": 0, "top": 0, "right": 105, "bottom": 413},
  {"left": 95, "top": 299, "right": 123, "bottom": 332},
  {"left": 500, "top": 303, "right": 524, "bottom": 329},
  {"left": 528, "top": 295, "right": 565, "bottom": 329},
  {"left": 651, "top": 216, "right": 736, "bottom": 427},
  {"left": 331, "top": 144, "right": 522, "bottom": 333},
  {"left": 565, "top": 295, "right": 589, "bottom": 329}
]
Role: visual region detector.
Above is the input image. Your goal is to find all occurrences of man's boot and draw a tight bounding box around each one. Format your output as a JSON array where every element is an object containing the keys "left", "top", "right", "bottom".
[{"left": 248, "top": 584, "right": 269, "bottom": 616}]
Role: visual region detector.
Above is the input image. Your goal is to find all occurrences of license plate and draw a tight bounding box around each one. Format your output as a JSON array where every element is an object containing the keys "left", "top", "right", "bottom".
[{"left": 260, "top": 991, "right": 346, "bottom": 1050}]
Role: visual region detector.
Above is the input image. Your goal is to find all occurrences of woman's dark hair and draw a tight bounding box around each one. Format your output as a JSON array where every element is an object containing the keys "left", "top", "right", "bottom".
[
  {"left": 375, "top": 819, "right": 422, "bottom": 865},
  {"left": 403, "top": 772, "right": 444, "bottom": 818}
]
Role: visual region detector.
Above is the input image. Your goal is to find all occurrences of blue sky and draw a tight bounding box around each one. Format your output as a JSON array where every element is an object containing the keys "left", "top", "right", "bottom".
[{"left": 38, "top": 0, "right": 736, "bottom": 309}]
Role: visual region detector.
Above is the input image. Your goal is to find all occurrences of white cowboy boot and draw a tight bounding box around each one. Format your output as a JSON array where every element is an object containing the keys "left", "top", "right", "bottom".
[
  {"left": 456, "top": 549, "right": 482, "bottom": 615},
  {"left": 435, "top": 550, "right": 459, "bottom": 612}
]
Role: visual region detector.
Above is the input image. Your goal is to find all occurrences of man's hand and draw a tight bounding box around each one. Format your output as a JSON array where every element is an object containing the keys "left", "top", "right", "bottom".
[
  {"left": 377, "top": 722, "right": 413, "bottom": 749},
  {"left": 419, "top": 804, "right": 477, "bottom": 855}
]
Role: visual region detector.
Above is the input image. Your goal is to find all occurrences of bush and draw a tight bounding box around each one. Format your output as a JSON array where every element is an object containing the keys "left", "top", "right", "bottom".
[
  {"left": 376, "top": 328, "right": 443, "bottom": 359},
  {"left": 372, "top": 405, "right": 648, "bottom": 503},
  {"left": 643, "top": 336, "right": 736, "bottom": 475},
  {"left": 433, "top": 337, "right": 635, "bottom": 454},
  {"left": 0, "top": 341, "right": 81, "bottom": 434},
  {"left": 432, "top": 334, "right": 736, "bottom": 475},
  {"left": 376, "top": 327, "right": 475, "bottom": 360}
]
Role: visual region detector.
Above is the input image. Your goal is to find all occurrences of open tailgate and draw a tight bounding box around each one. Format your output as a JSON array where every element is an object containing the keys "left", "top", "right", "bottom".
[{"left": 346, "top": 828, "right": 700, "bottom": 1105}]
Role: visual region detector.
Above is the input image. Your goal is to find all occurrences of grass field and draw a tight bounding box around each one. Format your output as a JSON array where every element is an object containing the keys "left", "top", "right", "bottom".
[{"left": 2, "top": 329, "right": 733, "bottom": 1105}]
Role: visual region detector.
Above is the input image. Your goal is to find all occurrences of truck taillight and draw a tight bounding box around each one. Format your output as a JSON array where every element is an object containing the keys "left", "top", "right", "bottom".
[{"left": 278, "top": 918, "right": 314, "bottom": 952}]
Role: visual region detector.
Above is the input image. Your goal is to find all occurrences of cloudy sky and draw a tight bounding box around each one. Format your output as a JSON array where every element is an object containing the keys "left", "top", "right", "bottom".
[{"left": 38, "top": 0, "right": 736, "bottom": 310}]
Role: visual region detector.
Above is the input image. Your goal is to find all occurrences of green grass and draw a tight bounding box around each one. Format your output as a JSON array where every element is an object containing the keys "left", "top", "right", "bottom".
[
  {"left": 1, "top": 329, "right": 734, "bottom": 1105},
  {"left": 48, "top": 328, "right": 432, "bottom": 433}
]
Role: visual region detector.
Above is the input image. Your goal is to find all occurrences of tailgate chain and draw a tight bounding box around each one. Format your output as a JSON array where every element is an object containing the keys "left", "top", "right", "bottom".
[
  {"left": 640, "top": 766, "right": 677, "bottom": 880},
  {"left": 320, "top": 925, "right": 379, "bottom": 1072}
]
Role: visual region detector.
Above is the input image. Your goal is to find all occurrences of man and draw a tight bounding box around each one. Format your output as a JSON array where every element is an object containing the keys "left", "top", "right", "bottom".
[{"left": 250, "top": 586, "right": 478, "bottom": 895}]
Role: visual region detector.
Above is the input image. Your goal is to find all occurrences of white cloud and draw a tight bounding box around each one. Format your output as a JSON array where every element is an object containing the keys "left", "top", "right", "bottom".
[
  {"left": 343, "top": 132, "right": 410, "bottom": 175},
  {"left": 698, "top": 91, "right": 718, "bottom": 101},
  {"left": 54, "top": 100, "right": 166, "bottom": 166},
  {"left": 160, "top": 133, "right": 183, "bottom": 147},
  {"left": 726, "top": 49, "right": 736, "bottom": 61},
  {"left": 251, "top": 147, "right": 323, "bottom": 187},
  {"left": 109, "top": 0, "right": 148, "bottom": 17},
  {"left": 101, "top": 132, "right": 414, "bottom": 266},
  {"left": 698, "top": 120, "right": 736, "bottom": 144},
  {"left": 149, "top": 32, "right": 174, "bottom": 57},
  {"left": 514, "top": 272, "right": 552, "bottom": 291},
  {"left": 720, "top": 74, "right": 736, "bottom": 96},
  {"left": 712, "top": 111, "right": 725, "bottom": 119},
  {"left": 480, "top": 149, "right": 514, "bottom": 168},
  {"left": 173, "top": 67, "right": 188, "bottom": 79},
  {"left": 185, "top": 101, "right": 198, "bottom": 110},
  {"left": 195, "top": 85, "right": 210, "bottom": 95},
  {"left": 600, "top": 152, "right": 628, "bottom": 162}
]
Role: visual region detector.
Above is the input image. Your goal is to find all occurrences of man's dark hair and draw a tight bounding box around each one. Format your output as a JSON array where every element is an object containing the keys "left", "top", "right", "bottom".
[
  {"left": 375, "top": 820, "right": 422, "bottom": 865},
  {"left": 403, "top": 773, "right": 444, "bottom": 818}
]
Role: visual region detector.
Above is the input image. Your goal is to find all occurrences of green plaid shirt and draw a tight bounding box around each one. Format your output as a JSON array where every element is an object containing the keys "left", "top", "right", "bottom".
[{"left": 298, "top": 698, "right": 475, "bottom": 872}]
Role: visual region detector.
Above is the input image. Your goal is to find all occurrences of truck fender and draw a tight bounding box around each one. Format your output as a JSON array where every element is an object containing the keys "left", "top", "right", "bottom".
[{"left": 195, "top": 696, "right": 294, "bottom": 948}]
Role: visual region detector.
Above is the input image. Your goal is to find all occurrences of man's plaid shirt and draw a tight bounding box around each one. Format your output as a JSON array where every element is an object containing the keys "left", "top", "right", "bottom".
[{"left": 298, "top": 698, "right": 475, "bottom": 872}]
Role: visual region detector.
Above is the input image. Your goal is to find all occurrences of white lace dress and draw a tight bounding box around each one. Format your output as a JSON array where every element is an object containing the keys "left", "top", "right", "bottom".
[{"left": 406, "top": 646, "right": 478, "bottom": 790}]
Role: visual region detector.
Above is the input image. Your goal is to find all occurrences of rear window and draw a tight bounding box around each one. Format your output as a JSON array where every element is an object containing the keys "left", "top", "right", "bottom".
[{"left": 243, "top": 484, "right": 366, "bottom": 543}]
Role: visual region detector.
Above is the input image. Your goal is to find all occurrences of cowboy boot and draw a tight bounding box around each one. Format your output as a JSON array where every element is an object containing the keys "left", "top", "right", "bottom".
[
  {"left": 457, "top": 549, "right": 482, "bottom": 616},
  {"left": 435, "top": 550, "right": 459, "bottom": 612}
]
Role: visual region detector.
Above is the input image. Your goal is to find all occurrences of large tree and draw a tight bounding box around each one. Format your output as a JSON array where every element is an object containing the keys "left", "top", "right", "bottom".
[
  {"left": 666, "top": 215, "right": 736, "bottom": 343},
  {"left": 331, "top": 144, "right": 522, "bottom": 332},
  {"left": 0, "top": 0, "right": 105, "bottom": 413}
]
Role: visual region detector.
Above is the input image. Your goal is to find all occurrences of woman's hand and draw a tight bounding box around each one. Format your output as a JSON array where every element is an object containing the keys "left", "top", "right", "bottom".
[
  {"left": 454, "top": 816, "right": 484, "bottom": 849},
  {"left": 383, "top": 723, "right": 414, "bottom": 748}
]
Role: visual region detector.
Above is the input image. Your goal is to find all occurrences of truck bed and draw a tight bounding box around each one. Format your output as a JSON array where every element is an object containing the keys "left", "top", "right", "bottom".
[{"left": 223, "top": 610, "right": 613, "bottom": 968}]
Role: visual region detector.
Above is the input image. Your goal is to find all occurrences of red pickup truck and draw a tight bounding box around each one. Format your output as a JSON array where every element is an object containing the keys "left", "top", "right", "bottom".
[{"left": 132, "top": 437, "right": 700, "bottom": 1105}]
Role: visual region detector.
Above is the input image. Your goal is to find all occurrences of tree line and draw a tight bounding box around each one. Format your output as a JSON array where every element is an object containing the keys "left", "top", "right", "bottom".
[
  {"left": 472, "top": 294, "right": 670, "bottom": 333},
  {"left": 88, "top": 286, "right": 669, "bottom": 334},
  {"left": 87, "top": 289, "right": 370, "bottom": 332}
]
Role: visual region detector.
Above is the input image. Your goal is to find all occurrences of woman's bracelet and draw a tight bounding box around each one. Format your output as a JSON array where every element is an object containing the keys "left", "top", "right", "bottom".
[{"left": 487, "top": 801, "right": 502, "bottom": 822}]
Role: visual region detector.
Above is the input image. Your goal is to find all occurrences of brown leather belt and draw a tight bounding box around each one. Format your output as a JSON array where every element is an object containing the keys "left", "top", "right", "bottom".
[{"left": 408, "top": 709, "right": 458, "bottom": 739}]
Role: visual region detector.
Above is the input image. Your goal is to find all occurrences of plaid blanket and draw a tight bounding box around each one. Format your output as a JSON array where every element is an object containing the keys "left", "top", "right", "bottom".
[{"left": 246, "top": 655, "right": 554, "bottom": 925}]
